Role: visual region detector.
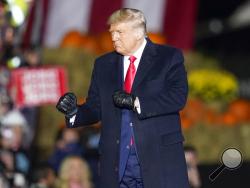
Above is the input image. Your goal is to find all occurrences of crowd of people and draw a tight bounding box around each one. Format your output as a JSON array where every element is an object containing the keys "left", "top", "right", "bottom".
[{"left": 0, "top": 1, "right": 97, "bottom": 187}]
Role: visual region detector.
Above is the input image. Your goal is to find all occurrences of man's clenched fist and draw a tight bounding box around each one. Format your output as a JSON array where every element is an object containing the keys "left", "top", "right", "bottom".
[
  {"left": 113, "top": 90, "right": 135, "bottom": 111},
  {"left": 56, "top": 92, "right": 78, "bottom": 118}
]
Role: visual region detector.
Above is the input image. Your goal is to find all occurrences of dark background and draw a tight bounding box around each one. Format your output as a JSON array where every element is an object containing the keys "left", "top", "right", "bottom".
[
  {"left": 195, "top": 0, "right": 250, "bottom": 100},
  {"left": 198, "top": 162, "right": 250, "bottom": 188}
]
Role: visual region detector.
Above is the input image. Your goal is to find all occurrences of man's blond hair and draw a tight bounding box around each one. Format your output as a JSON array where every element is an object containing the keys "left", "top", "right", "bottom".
[{"left": 108, "top": 8, "right": 147, "bottom": 36}]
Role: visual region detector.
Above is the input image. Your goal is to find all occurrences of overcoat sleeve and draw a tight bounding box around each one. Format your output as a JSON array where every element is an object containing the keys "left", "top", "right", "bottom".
[{"left": 67, "top": 61, "right": 101, "bottom": 127}]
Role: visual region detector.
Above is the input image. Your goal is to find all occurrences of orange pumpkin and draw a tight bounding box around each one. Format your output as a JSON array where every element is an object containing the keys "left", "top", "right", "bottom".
[
  {"left": 81, "top": 34, "right": 100, "bottom": 54},
  {"left": 60, "top": 31, "right": 83, "bottom": 48},
  {"left": 227, "top": 99, "right": 250, "bottom": 122},
  {"left": 218, "top": 112, "right": 238, "bottom": 126},
  {"left": 180, "top": 112, "right": 194, "bottom": 129},
  {"left": 147, "top": 33, "right": 167, "bottom": 44},
  {"left": 97, "top": 31, "right": 114, "bottom": 53},
  {"left": 204, "top": 109, "right": 218, "bottom": 124},
  {"left": 181, "top": 98, "right": 207, "bottom": 124}
]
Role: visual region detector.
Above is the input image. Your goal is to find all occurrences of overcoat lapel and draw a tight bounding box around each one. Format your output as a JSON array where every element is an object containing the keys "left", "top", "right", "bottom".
[{"left": 132, "top": 40, "right": 157, "bottom": 92}]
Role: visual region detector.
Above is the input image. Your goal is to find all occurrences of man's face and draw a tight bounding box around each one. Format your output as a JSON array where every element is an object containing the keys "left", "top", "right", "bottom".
[{"left": 109, "top": 22, "right": 143, "bottom": 56}]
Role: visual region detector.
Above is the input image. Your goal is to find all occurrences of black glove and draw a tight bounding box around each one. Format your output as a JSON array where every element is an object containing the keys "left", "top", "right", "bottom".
[
  {"left": 56, "top": 92, "right": 78, "bottom": 118},
  {"left": 113, "top": 90, "right": 135, "bottom": 110}
]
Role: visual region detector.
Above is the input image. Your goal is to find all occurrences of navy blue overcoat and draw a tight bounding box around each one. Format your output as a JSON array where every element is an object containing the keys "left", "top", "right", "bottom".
[{"left": 67, "top": 39, "right": 189, "bottom": 188}]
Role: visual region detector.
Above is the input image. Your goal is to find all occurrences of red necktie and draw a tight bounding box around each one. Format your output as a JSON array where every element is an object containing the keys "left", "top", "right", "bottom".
[
  {"left": 124, "top": 56, "right": 137, "bottom": 93},
  {"left": 124, "top": 56, "right": 137, "bottom": 146}
]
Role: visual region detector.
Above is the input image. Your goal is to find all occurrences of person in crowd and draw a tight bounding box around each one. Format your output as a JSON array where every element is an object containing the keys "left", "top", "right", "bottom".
[
  {"left": 0, "top": 149, "right": 12, "bottom": 188},
  {"left": 0, "top": 109, "right": 30, "bottom": 175},
  {"left": 0, "top": 25, "right": 16, "bottom": 67},
  {"left": 0, "top": 172, "right": 9, "bottom": 188},
  {"left": 48, "top": 128, "right": 84, "bottom": 173},
  {"left": 55, "top": 155, "right": 93, "bottom": 188},
  {"left": 0, "top": 90, "right": 12, "bottom": 119},
  {"left": 29, "top": 163, "right": 56, "bottom": 188},
  {"left": 21, "top": 45, "right": 41, "bottom": 67},
  {"left": 18, "top": 45, "right": 42, "bottom": 148},
  {"left": 184, "top": 145, "right": 202, "bottom": 188},
  {"left": 56, "top": 8, "right": 189, "bottom": 188},
  {"left": 0, "top": 148, "right": 28, "bottom": 187}
]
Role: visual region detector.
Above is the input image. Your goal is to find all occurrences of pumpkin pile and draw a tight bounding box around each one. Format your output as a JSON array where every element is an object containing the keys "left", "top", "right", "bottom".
[
  {"left": 180, "top": 98, "right": 250, "bottom": 129},
  {"left": 60, "top": 30, "right": 167, "bottom": 54}
]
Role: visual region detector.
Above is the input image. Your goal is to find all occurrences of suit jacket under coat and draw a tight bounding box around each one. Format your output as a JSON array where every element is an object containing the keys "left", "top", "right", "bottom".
[{"left": 67, "top": 39, "right": 189, "bottom": 188}]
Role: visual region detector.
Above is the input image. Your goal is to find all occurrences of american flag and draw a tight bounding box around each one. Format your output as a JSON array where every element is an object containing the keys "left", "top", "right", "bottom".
[{"left": 21, "top": 0, "right": 198, "bottom": 50}]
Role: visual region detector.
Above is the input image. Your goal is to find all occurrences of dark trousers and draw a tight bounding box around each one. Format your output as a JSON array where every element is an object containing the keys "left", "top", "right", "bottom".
[{"left": 120, "top": 146, "right": 144, "bottom": 188}]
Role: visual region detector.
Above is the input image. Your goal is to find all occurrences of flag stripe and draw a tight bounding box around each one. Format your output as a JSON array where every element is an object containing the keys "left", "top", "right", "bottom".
[
  {"left": 23, "top": 0, "right": 197, "bottom": 50},
  {"left": 31, "top": 0, "right": 42, "bottom": 45},
  {"left": 40, "top": 0, "right": 50, "bottom": 45},
  {"left": 89, "top": 0, "right": 123, "bottom": 34},
  {"left": 163, "top": 0, "right": 198, "bottom": 50}
]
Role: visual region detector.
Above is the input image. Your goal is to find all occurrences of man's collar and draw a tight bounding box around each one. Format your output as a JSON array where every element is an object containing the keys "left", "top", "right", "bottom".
[{"left": 125, "top": 38, "right": 147, "bottom": 59}]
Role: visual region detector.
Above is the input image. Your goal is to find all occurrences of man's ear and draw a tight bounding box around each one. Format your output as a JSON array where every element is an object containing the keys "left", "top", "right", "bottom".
[{"left": 135, "top": 30, "right": 144, "bottom": 40}]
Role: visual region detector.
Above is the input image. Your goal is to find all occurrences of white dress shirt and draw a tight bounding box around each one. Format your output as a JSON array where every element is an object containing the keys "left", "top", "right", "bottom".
[
  {"left": 123, "top": 39, "right": 147, "bottom": 114},
  {"left": 123, "top": 39, "right": 147, "bottom": 80}
]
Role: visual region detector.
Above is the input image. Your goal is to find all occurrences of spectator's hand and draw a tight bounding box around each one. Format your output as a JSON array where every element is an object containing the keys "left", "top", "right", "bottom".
[
  {"left": 56, "top": 92, "right": 78, "bottom": 118},
  {"left": 113, "top": 91, "right": 135, "bottom": 110}
]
